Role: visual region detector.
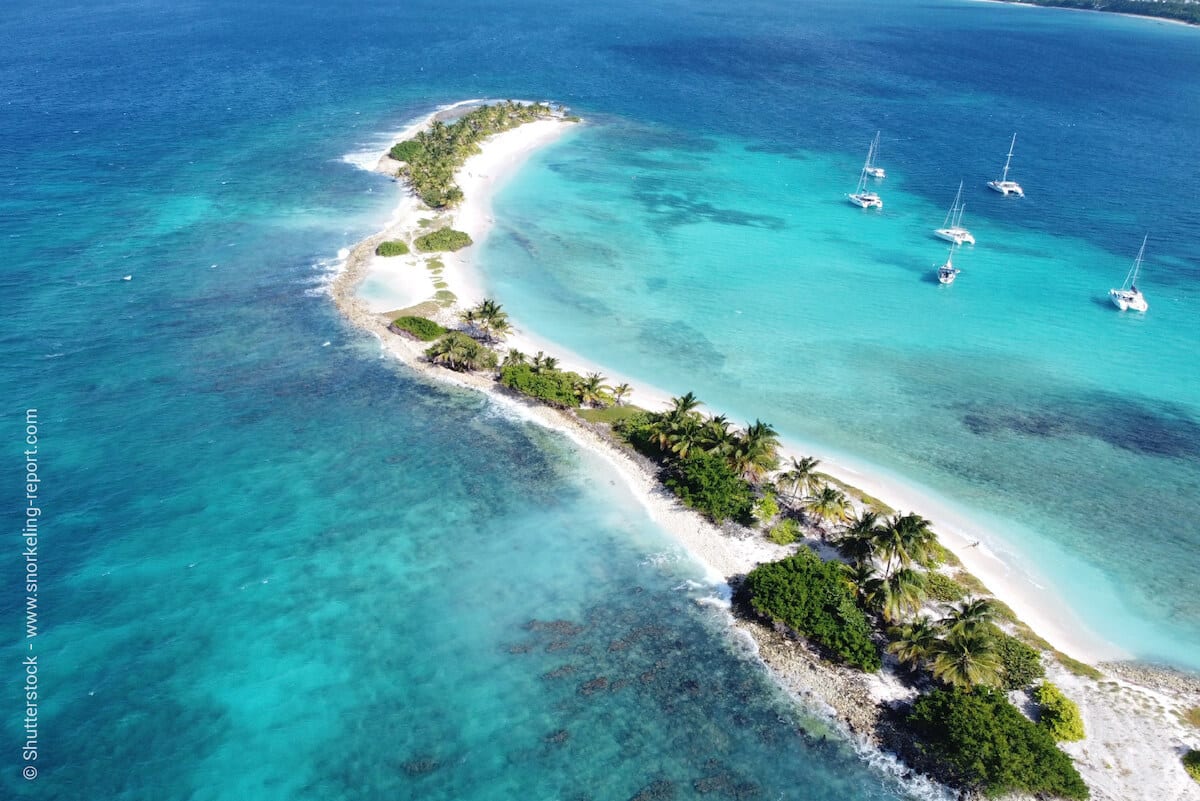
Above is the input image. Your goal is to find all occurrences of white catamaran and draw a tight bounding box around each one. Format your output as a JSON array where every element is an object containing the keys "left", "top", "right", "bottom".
[
  {"left": 1110, "top": 236, "right": 1149, "bottom": 312},
  {"left": 935, "top": 181, "right": 975, "bottom": 245},
  {"left": 987, "top": 133, "right": 1024, "bottom": 197},
  {"left": 936, "top": 243, "right": 961, "bottom": 284},
  {"left": 847, "top": 133, "right": 884, "bottom": 209}
]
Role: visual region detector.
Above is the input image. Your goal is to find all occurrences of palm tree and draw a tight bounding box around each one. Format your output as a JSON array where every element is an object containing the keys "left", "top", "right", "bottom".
[
  {"left": 872, "top": 512, "right": 937, "bottom": 578},
  {"left": 929, "top": 628, "right": 1002, "bottom": 689},
  {"left": 805, "top": 484, "right": 849, "bottom": 533},
  {"left": 425, "top": 334, "right": 496, "bottom": 372},
  {"left": 887, "top": 616, "right": 943, "bottom": 670},
  {"left": 739, "top": 419, "right": 781, "bottom": 481},
  {"left": 612, "top": 383, "right": 633, "bottom": 406},
  {"left": 488, "top": 317, "right": 512, "bottom": 343},
  {"left": 666, "top": 392, "right": 703, "bottom": 420},
  {"left": 700, "top": 415, "right": 736, "bottom": 456},
  {"left": 776, "top": 456, "right": 823, "bottom": 503},
  {"left": 502, "top": 349, "right": 527, "bottom": 368},
  {"left": 667, "top": 415, "right": 706, "bottom": 459},
  {"left": 838, "top": 510, "right": 881, "bottom": 564},
  {"left": 531, "top": 352, "right": 559, "bottom": 374},
  {"left": 879, "top": 568, "right": 927, "bottom": 622},
  {"left": 940, "top": 598, "right": 999, "bottom": 637},
  {"left": 574, "top": 372, "right": 612, "bottom": 408},
  {"left": 842, "top": 562, "right": 885, "bottom": 611}
]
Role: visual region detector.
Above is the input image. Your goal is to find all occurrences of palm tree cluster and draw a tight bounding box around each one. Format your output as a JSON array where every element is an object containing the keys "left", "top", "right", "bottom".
[
  {"left": 459, "top": 298, "right": 511, "bottom": 343},
  {"left": 887, "top": 599, "right": 1004, "bottom": 690},
  {"left": 640, "top": 393, "right": 781, "bottom": 481},
  {"left": 774, "top": 456, "right": 849, "bottom": 533},
  {"left": 396, "top": 102, "right": 556, "bottom": 208},
  {"left": 424, "top": 332, "right": 497, "bottom": 372}
]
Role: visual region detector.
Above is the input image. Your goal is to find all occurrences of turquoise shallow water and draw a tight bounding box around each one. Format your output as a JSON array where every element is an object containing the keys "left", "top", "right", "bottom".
[{"left": 2, "top": 0, "right": 1197, "bottom": 797}]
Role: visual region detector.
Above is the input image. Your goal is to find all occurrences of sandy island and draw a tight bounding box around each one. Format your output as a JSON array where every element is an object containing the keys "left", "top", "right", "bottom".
[{"left": 330, "top": 101, "right": 1200, "bottom": 801}]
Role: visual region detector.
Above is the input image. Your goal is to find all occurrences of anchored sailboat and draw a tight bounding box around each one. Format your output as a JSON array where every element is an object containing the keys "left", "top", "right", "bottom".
[
  {"left": 847, "top": 134, "right": 884, "bottom": 209},
  {"left": 935, "top": 181, "right": 975, "bottom": 245},
  {"left": 936, "top": 243, "right": 961, "bottom": 284},
  {"left": 864, "top": 131, "right": 885, "bottom": 179},
  {"left": 986, "top": 133, "right": 1024, "bottom": 197},
  {"left": 1110, "top": 236, "right": 1149, "bottom": 312}
]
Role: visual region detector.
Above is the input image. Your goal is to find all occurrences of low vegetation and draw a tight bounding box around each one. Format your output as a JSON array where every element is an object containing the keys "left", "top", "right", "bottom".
[
  {"left": 905, "top": 687, "right": 1089, "bottom": 799},
  {"left": 389, "top": 101, "right": 559, "bottom": 207},
  {"left": 1184, "top": 749, "right": 1200, "bottom": 783},
  {"left": 415, "top": 227, "right": 473, "bottom": 252},
  {"left": 1182, "top": 706, "right": 1200, "bottom": 728},
  {"left": 995, "top": 632, "right": 1044, "bottom": 690},
  {"left": 662, "top": 451, "right": 755, "bottom": 524},
  {"left": 925, "top": 571, "right": 967, "bottom": 602},
  {"left": 499, "top": 363, "right": 585, "bottom": 408},
  {"left": 389, "top": 316, "right": 445, "bottom": 341},
  {"left": 1034, "top": 682, "right": 1086, "bottom": 742},
  {"left": 375, "top": 240, "right": 410, "bottom": 256},
  {"left": 767, "top": 518, "right": 800, "bottom": 545},
  {"left": 741, "top": 549, "right": 882, "bottom": 671}
]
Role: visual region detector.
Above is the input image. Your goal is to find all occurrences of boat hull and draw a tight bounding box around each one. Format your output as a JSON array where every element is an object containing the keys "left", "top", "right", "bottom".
[
  {"left": 847, "top": 193, "right": 883, "bottom": 209},
  {"left": 934, "top": 227, "right": 975, "bottom": 246},
  {"left": 1110, "top": 289, "right": 1148, "bottom": 312},
  {"left": 987, "top": 180, "right": 1024, "bottom": 197}
]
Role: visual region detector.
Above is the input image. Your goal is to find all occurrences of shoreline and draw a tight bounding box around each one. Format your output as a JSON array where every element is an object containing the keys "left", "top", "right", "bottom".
[
  {"left": 968, "top": 0, "right": 1199, "bottom": 29},
  {"left": 330, "top": 103, "right": 1200, "bottom": 800}
]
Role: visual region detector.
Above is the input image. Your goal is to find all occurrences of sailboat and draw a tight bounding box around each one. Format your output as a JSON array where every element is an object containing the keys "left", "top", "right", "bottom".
[
  {"left": 935, "top": 181, "right": 976, "bottom": 245},
  {"left": 1110, "top": 236, "right": 1149, "bottom": 312},
  {"left": 864, "top": 131, "right": 886, "bottom": 179},
  {"left": 847, "top": 134, "right": 884, "bottom": 209},
  {"left": 936, "top": 243, "right": 961, "bottom": 284},
  {"left": 987, "top": 133, "right": 1024, "bottom": 196}
]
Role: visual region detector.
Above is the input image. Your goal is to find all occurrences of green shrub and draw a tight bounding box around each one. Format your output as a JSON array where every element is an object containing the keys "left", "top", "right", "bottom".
[
  {"left": 662, "top": 451, "right": 754, "bottom": 525},
  {"left": 389, "top": 316, "right": 445, "bottom": 341},
  {"left": 742, "top": 549, "right": 881, "bottom": 672},
  {"left": 415, "top": 227, "right": 473, "bottom": 252},
  {"left": 925, "top": 571, "right": 967, "bottom": 603},
  {"left": 768, "top": 518, "right": 800, "bottom": 545},
  {"left": 996, "top": 632, "right": 1044, "bottom": 690},
  {"left": 1185, "top": 707, "right": 1200, "bottom": 728},
  {"left": 612, "top": 411, "right": 660, "bottom": 458},
  {"left": 388, "top": 139, "right": 424, "bottom": 162},
  {"left": 375, "top": 239, "right": 410, "bottom": 257},
  {"left": 1034, "top": 682, "right": 1086, "bottom": 742},
  {"left": 753, "top": 489, "right": 779, "bottom": 525},
  {"left": 1184, "top": 749, "right": 1200, "bottom": 783},
  {"left": 498, "top": 363, "right": 581, "bottom": 408},
  {"left": 905, "top": 687, "right": 1089, "bottom": 799}
]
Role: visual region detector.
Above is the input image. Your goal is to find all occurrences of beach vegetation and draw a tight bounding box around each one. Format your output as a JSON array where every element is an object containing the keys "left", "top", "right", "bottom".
[
  {"left": 459, "top": 298, "right": 510, "bottom": 342},
  {"left": 388, "top": 139, "right": 424, "bottom": 163},
  {"left": 752, "top": 488, "right": 779, "bottom": 525},
  {"left": 502, "top": 348, "right": 527, "bottom": 367},
  {"left": 929, "top": 628, "right": 1003, "bottom": 689},
  {"left": 415, "top": 227, "right": 473, "bottom": 252},
  {"left": 662, "top": 450, "right": 754, "bottom": 524},
  {"left": 1052, "top": 651, "right": 1103, "bottom": 680},
  {"left": 741, "top": 549, "right": 882, "bottom": 671},
  {"left": 434, "top": 289, "right": 456, "bottom": 307},
  {"left": 777, "top": 456, "right": 823, "bottom": 502},
  {"left": 873, "top": 513, "right": 937, "bottom": 578},
  {"left": 887, "top": 615, "right": 943, "bottom": 671},
  {"left": 925, "top": 571, "right": 967, "bottom": 603},
  {"left": 498, "top": 363, "right": 583, "bottom": 408},
  {"left": 389, "top": 315, "right": 446, "bottom": 341},
  {"left": 1033, "top": 682, "right": 1085, "bottom": 742},
  {"left": 531, "top": 351, "right": 559, "bottom": 373},
  {"left": 905, "top": 687, "right": 1089, "bottom": 800},
  {"left": 395, "top": 101, "right": 556, "bottom": 208},
  {"left": 576, "top": 405, "right": 644, "bottom": 426},
  {"left": 939, "top": 598, "right": 999, "bottom": 637},
  {"left": 612, "top": 383, "right": 633, "bottom": 406},
  {"left": 1003, "top": 0, "right": 1200, "bottom": 27},
  {"left": 767, "top": 518, "right": 800, "bottom": 545},
  {"left": 879, "top": 567, "right": 927, "bottom": 622},
  {"left": 1183, "top": 749, "right": 1200, "bottom": 783},
  {"left": 574, "top": 372, "right": 612, "bottom": 407},
  {"left": 1183, "top": 706, "right": 1200, "bottom": 728},
  {"left": 995, "top": 633, "right": 1044, "bottom": 690},
  {"left": 424, "top": 331, "right": 497, "bottom": 372},
  {"left": 804, "top": 484, "right": 849, "bottom": 531},
  {"left": 375, "top": 239, "right": 410, "bottom": 257}
]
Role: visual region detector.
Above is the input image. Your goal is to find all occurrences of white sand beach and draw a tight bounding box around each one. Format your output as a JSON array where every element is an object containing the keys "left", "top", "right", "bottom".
[{"left": 331, "top": 103, "right": 1200, "bottom": 801}]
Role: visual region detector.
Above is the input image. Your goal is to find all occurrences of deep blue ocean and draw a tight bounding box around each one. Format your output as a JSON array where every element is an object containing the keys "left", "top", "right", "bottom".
[{"left": 2, "top": 0, "right": 1197, "bottom": 798}]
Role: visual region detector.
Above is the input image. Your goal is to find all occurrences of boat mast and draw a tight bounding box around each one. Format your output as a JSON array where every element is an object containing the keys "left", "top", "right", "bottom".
[
  {"left": 1000, "top": 133, "right": 1016, "bottom": 184},
  {"left": 1131, "top": 235, "right": 1147, "bottom": 287}
]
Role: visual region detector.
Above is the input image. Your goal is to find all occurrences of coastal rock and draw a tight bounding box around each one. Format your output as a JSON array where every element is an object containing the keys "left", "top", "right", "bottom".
[
  {"left": 628, "top": 779, "right": 675, "bottom": 801},
  {"left": 578, "top": 676, "right": 609, "bottom": 696}
]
